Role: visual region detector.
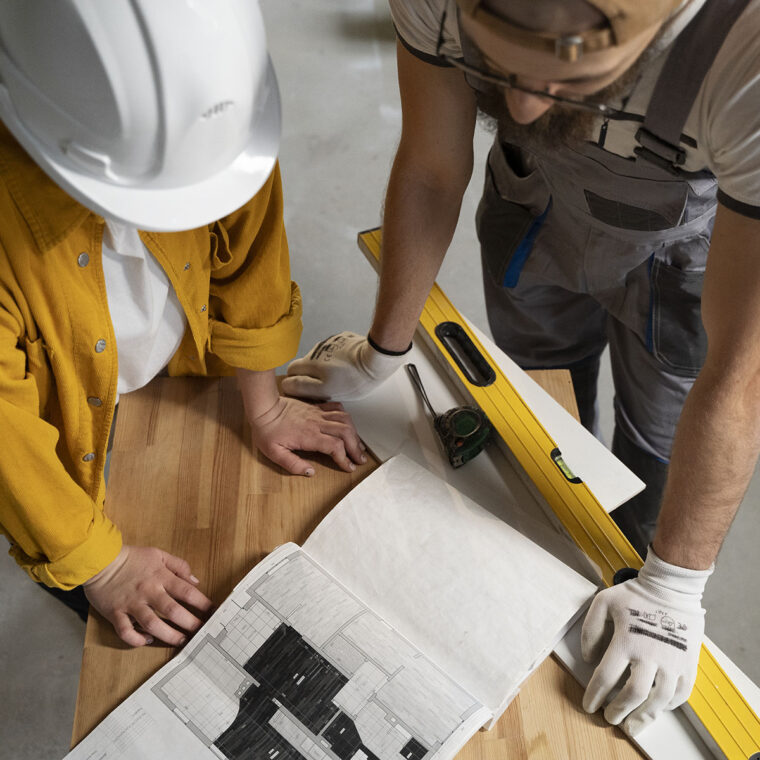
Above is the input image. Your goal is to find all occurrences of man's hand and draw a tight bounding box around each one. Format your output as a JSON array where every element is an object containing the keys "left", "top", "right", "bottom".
[
  {"left": 248, "top": 395, "right": 366, "bottom": 476},
  {"left": 282, "top": 332, "right": 407, "bottom": 401},
  {"left": 84, "top": 545, "right": 213, "bottom": 647},
  {"left": 581, "top": 548, "right": 713, "bottom": 735}
]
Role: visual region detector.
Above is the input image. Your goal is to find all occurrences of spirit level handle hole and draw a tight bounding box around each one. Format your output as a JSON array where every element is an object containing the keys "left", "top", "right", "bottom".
[{"left": 434, "top": 322, "right": 496, "bottom": 387}]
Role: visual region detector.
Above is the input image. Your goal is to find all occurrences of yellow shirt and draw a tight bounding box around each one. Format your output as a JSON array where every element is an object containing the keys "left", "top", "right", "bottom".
[{"left": 0, "top": 126, "right": 302, "bottom": 589}]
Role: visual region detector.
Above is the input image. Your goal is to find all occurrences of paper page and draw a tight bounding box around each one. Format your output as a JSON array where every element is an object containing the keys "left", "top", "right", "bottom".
[
  {"left": 66, "top": 543, "right": 490, "bottom": 760},
  {"left": 303, "top": 456, "right": 599, "bottom": 721}
]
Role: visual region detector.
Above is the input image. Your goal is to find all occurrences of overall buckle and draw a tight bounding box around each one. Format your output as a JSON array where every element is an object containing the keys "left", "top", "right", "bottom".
[{"left": 635, "top": 128, "right": 687, "bottom": 175}]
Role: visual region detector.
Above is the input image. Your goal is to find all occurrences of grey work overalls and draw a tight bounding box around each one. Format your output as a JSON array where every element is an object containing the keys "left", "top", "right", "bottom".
[{"left": 470, "top": 0, "right": 749, "bottom": 555}]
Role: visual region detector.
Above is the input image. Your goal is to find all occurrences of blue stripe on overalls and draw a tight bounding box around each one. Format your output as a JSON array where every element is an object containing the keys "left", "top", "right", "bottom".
[{"left": 502, "top": 199, "right": 552, "bottom": 288}]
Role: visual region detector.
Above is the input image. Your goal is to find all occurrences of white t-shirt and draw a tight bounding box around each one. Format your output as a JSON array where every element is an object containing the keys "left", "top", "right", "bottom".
[
  {"left": 389, "top": 0, "right": 760, "bottom": 215},
  {"left": 102, "top": 220, "right": 187, "bottom": 399}
]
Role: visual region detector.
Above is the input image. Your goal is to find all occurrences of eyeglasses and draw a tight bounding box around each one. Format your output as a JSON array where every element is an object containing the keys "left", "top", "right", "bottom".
[{"left": 436, "top": 9, "right": 645, "bottom": 125}]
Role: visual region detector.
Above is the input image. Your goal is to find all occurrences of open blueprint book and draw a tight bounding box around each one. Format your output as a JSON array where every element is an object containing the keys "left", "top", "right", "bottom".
[{"left": 65, "top": 456, "right": 597, "bottom": 760}]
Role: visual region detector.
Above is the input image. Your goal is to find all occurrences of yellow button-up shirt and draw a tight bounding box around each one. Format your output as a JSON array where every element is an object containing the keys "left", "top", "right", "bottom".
[{"left": 0, "top": 126, "right": 302, "bottom": 589}]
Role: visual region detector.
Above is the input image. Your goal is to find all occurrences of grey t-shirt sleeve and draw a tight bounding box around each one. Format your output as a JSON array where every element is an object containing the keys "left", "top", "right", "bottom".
[
  {"left": 699, "top": 2, "right": 760, "bottom": 216},
  {"left": 388, "top": 0, "right": 463, "bottom": 64}
]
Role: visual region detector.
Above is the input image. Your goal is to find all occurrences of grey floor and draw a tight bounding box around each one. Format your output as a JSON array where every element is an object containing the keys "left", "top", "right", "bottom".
[{"left": 1, "top": 2, "right": 758, "bottom": 758}]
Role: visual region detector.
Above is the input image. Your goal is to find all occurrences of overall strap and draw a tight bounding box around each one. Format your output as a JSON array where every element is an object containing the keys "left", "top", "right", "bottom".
[{"left": 635, "top": 0, "right": 753, "bottom": 174}]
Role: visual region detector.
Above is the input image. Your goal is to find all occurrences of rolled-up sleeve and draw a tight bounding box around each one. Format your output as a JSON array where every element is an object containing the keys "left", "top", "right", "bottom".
[{"left": 207, "top": 162, "right": 302, "bottom": 371}]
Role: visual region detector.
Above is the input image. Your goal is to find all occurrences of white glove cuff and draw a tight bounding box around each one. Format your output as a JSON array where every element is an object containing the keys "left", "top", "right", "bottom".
[
  {"left": 358, "top": 339, "right": 410, "bottom": 381},
  {"left": 639, "top": 546, "right": 714, "bottom": 600}
]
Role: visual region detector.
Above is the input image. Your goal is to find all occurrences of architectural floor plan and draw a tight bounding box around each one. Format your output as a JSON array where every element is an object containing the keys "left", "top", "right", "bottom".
[{"left": 148, "top": 545, "right": 487, "bottom": 760}]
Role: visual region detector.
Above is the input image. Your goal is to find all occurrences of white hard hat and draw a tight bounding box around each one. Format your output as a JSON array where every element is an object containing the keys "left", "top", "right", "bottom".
[{"left": 0, "top": 0, "right": 280, "bottom": 231}]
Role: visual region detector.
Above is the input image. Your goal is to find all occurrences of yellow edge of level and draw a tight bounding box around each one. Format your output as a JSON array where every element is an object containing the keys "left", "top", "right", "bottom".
[{"left": 358, "top": 228, "right": 760, "bottom": 760}]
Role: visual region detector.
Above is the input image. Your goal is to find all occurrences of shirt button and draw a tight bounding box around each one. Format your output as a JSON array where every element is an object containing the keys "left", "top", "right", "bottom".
[
  {"left": 77, "top": 252, "right": 90, "bottom": 268},
  {"left": 184, "top": 262, "right": 191, "bottom": 271},
  {"left": 87, "top": 396, "right": 103, "bottom": 407},
  {"left": 82, "top": 452, "right": 96, "bottom": 462},
  {"left": 95, "top": 339, "right": 107, "bottom": 353},
  {"left": 200, "top": 304, "right": 207, "bottom": 312}
]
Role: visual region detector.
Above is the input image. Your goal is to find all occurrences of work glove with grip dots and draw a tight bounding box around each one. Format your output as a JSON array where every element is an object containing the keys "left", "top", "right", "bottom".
[
  {"left": 581, "top": 547, "right": 713, "bottom": 736},
  {"left": 282, "top": 331, "right": 410, "bottom": 401}
]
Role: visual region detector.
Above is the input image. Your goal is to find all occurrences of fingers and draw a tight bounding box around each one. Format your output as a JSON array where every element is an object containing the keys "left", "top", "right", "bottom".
[
  {"left": 108, "top": 583, "right": 206, "bottom": 648},
  {"left": 86, "top": 546, "right": 214, "bottom": 648},
  {"left": 281, "top": 374, "right": 328, "bottom": 401},
  {"left": 604, "top": 659, "right": 658, "bottom": 725},
  {"left": 132, "top": 604, "right": 188, "bottom": 647},
  {"left": 161, "top": 552, "right": 193, "bottom": 582},
  {"left": 250, "top": 396, "right": 366, "bottom": 473},
  {"left": 153, "top": 590, "right": 203, "bottom": 634},
  {"left": 308, "top": 432, "right": 357, "bottom": 472},
  {"left": 162, "top": 552, "right": 205, "bottom": 592},
  {"left": 314, "top": 404, "right": 365, "bottom": 464},
  {"left": 317, "top": 419, "right": 366, "bottom": 464},
  {"left": 316, "top": 402, "right": 346, "bottom": 412},
  {"left": 623, "top": 669, "right": 678, "bottom": 736},
  {"left": 164, "top": 574, "right": 214, "bottom": 613},
  {"left": 111, "top": 611, "right": 153, "bottom": 648},
  {"left": 670, "top": 672, "right": 697, "bottom": 709},
  {"left": 264, "top": 445, "right": 317, "bottom": 477},
  {"left": 581, "top": 593, "right": 611, "bottom": 664},
  {"left": 583, "top": 647, "right": 629, "bottom": 714}
]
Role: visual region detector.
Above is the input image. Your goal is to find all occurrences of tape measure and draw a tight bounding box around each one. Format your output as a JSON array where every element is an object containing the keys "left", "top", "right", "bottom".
[
  {"left": 358, "top": 226, "right": 760, "bottom": 760},
  {"left": 405, "top": 363, "right": 492, "bottom": 468}
]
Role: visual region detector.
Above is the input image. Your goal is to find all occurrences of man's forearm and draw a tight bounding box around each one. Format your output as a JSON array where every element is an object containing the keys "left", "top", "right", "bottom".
[
  {"left": 653, "top": 364, "right": 760, "bottom": 569},
  {"left": 369, "top": 153, "right": 471, "bottom": 352}
]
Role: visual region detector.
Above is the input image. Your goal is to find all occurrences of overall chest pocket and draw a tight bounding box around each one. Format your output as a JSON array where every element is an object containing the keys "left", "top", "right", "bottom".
[
  {"left": 559, "top": 144, "right": 699, "bottom": 232},
  {"left": 477, "top": 141, "right": 551, "bottom": 288}
]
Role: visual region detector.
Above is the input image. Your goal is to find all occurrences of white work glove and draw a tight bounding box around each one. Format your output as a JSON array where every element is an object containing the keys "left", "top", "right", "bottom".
[
  {"left": 282, "top": 331, "right": 409, "bottom": 401},
  {"left": 581, "top": 547, "right": 713, "bottom": 736}
]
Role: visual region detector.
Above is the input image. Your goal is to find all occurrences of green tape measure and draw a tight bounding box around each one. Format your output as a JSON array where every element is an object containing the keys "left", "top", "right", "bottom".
[{"left": 405, "top": 363, "right": 492, "bottom": 468}]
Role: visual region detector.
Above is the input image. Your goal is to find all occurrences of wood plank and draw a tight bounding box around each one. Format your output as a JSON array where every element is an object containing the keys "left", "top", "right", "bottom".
[
  {"left": 527, "top": 369, "right": 580, "bottom": 420},
  {"left": 71, "top": 372, "right": 642, "bottom": 759}
]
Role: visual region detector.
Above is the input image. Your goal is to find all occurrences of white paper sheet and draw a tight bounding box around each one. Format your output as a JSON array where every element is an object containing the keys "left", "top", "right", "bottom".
[{"left": 304, "top": 455, "right": 598, "bottom": 723}]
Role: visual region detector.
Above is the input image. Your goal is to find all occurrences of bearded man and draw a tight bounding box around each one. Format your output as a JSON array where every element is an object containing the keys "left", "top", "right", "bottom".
[{"left": 283, "top": 0, "right": 760, "bottom": 734}]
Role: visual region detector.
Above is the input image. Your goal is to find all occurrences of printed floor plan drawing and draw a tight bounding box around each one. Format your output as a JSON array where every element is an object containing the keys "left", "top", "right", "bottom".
[{"left": 152, "top": 548, "right": 484, "bottom": 760}]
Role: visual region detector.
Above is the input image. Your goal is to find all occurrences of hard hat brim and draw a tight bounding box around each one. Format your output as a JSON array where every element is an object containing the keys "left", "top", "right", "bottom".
[{"left": 1, "top": 58, "right": 282, "bottom": 232}]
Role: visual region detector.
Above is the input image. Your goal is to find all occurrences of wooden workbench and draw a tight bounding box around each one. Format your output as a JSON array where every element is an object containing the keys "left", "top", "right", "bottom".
[{"left": 71, "top": 374, "right": 643, "bottom": 760}]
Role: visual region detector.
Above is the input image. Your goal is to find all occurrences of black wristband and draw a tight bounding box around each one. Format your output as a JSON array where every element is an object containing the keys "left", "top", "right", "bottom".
[{"left": 367, "top": 333, "right": 412, "bottom": 356}]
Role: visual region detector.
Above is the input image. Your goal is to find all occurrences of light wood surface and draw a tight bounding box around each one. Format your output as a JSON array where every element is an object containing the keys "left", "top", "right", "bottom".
[{"left": 71, "top": 372, "right": 643, "bottom": 759}]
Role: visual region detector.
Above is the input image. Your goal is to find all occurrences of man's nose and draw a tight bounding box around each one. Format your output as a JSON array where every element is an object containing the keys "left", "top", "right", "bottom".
[{"left": 505, "top": 81, "right": 560, "bottom": 124}]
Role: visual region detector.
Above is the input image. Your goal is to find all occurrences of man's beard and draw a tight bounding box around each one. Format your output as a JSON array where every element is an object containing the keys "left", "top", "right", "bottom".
[
  {"left": 474, "top": 44, "right": 658, "bottom": 153},
  {"left": 477, "top": 89, "right": 600, "bottom": 151}
]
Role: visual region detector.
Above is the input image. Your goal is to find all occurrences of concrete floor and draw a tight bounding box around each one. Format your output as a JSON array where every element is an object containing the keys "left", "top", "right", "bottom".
[{"left": 1, "top": 2, "right": 758, "bottom": 758}]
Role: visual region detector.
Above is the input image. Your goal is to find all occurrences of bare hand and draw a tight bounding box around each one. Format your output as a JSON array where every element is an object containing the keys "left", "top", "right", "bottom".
[
  {"left": 84, "top": 545, "right": 213, "bottom": 647},
  {"left": 249, "top": 396, "right": 366, "bottom": 475}
]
